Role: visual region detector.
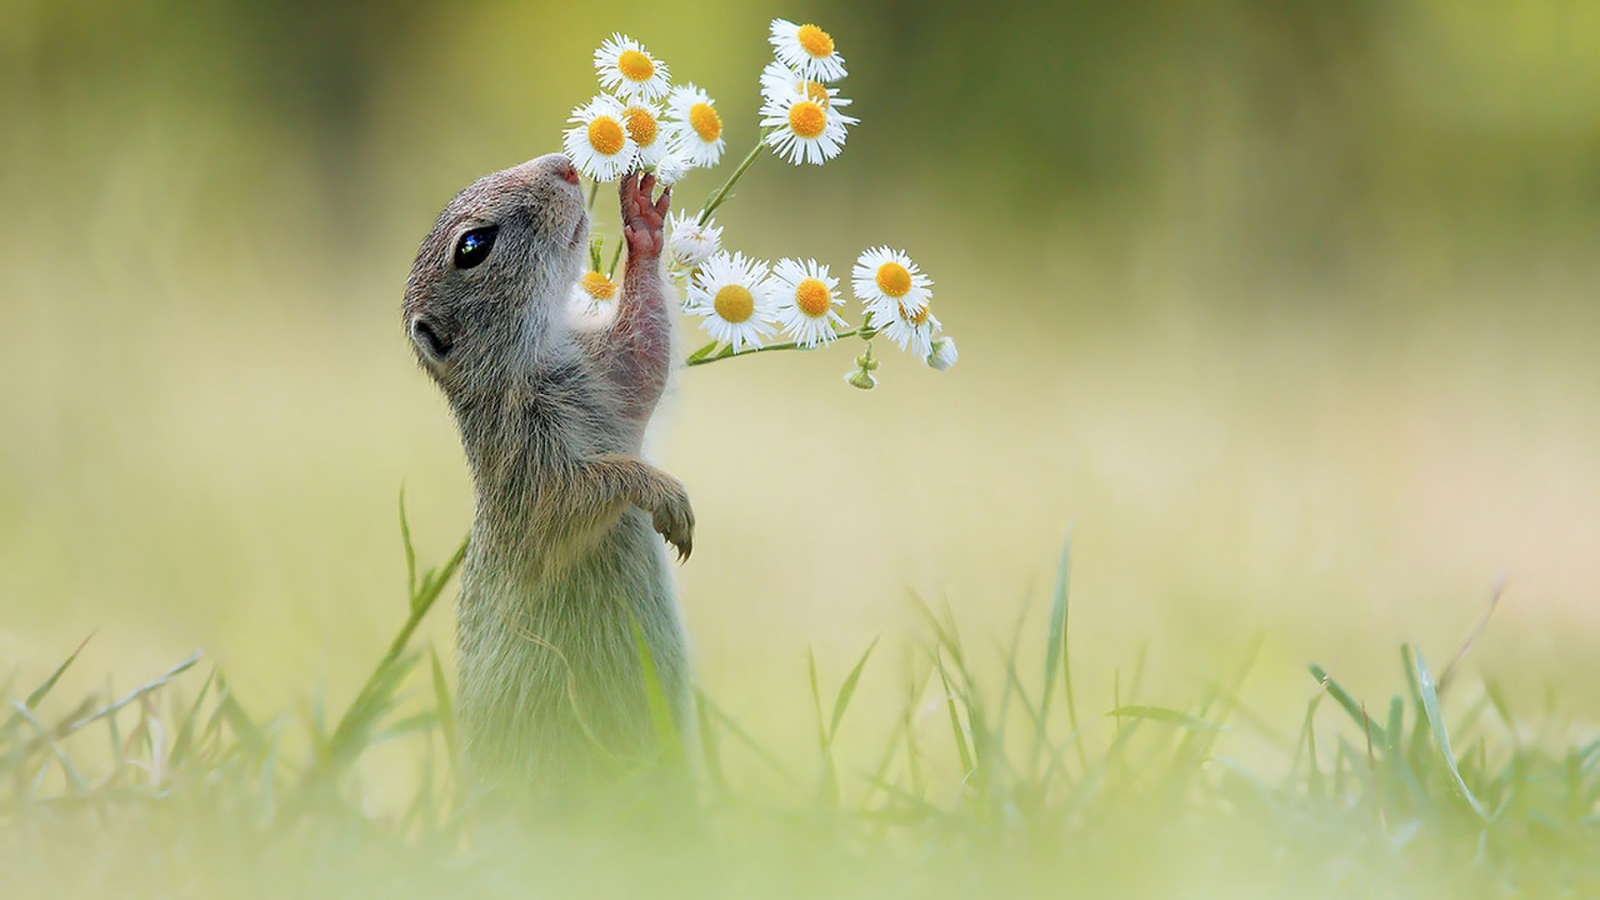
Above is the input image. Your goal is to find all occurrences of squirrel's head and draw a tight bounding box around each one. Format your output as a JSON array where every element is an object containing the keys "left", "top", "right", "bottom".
[{"left": 402, "top": 153, "right": 588, "bottom": 401}]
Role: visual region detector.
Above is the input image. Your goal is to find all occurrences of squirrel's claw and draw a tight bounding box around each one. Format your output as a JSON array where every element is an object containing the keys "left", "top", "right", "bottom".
[
  {"left": 656, "top": 512, "right": 693, "bottom": 564},
  {"left": 648, "top": 478, "right": 694, "bottom": 564}
]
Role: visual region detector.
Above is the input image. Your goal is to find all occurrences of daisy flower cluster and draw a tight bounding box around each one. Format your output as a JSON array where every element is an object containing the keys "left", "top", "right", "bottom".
[
  {"left": 562, "top": 20, "right": 956, "bottom": 388},
  {"left": 564, "top": 33, "right": 726, "bottom": 188}
]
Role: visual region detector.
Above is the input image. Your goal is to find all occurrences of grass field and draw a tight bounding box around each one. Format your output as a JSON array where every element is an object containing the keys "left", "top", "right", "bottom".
[{"left": 5, "top": 524, "right": 1598, "bottom": 898}]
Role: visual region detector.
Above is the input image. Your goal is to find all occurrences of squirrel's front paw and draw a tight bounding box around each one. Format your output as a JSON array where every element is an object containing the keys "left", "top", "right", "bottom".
[
  {"left": 648, "top": 476, "right": 694, "bottom": 563},
  {"left": 619, "top": 170, "right": 670, "bottom": 258}
]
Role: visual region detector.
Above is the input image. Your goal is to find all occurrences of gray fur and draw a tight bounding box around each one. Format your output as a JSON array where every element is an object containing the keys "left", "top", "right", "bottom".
[{"left": 402, "top": 154, "right": 692, "bottom": 791}]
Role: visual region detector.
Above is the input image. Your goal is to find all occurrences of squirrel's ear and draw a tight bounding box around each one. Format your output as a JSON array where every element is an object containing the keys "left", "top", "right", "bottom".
[{"left": 410, "top": 315, "right": 454, "bottom": 364}]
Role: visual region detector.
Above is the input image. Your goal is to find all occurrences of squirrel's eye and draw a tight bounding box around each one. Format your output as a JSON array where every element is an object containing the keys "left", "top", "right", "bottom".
[{"left": 453, "top": 225, "right": 499, "bottom": 269}]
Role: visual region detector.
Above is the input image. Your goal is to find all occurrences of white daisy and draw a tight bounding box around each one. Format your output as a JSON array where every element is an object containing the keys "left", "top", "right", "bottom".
[
  {"left": 760, "top": 87, "right": 850, "bottom": 166},
  {"left": 685, "top": 251, "right": 777, "bottom": 351},
  {"left": 665, "top": 211, "right": 722, "bottom": 271},
  {"left": 563, "top": 94, "right": 637, "bottom": 182},
  {"left": 652, "top": 148, "right": 690, "bottom": 186},
  {"left": 593, "top": 33, "right": 671, "bottom": 100},
  {"left": 759, "top": 61, "right": 854, "bottom": 113},
  {"left": 876, "top": 295, "right": 941, "bottom": 358},
  {"left": 852, "top": 246, "right": 932, "bottom": 321},
  {"left": 769, "top": 19, "right": 847, "bottom": 83},
  {"left": 570, "top": 269, "right": 620, "bottom": 316},
  {"left": 664, "top": 84, "right": 726, "bottom": 168},
  {"left": 769, "top": 258, "right": 846, "bottom": 348},
  {"left": 619, "top": 100, "right": 668, "bottom": 166},
  {"left": 926, "top": 336, "right": 958, "bottom": 371}
]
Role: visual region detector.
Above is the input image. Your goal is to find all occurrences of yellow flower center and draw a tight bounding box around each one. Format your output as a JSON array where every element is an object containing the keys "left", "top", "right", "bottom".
[
  {"left": 713, "top": 284, "right": 754, "bottom": 323},
  {"left": 803, "top": 80, "right": 830, "bottom": 107},
  {"left": 623, "top": 107, "right": 657, "bottom": 147},
  {"left": 580, "top": 271, "right": 617, "bottom": 301},
  {"left": 587, "top": 117, "right": 625, "bottom": 156},
  {"left": 617, "top": 49, "right": 654, "bottom": 82},
  {"left": 899, "top": 301, "right": 931, "bottom": 326},
  {"left": 788, "top": 101, "right": 827, "bottom": 139},
  {"left": 796, "top": 24, "right": 834, "bottom": 59},
  {"left": 689, "top": 103, "right": 722, "bottom": 142},
  {"left": 876, "top": 262, "right": 912, "bottom": 298},
  {"left": 794, "top": 278, "right": 833, "bottom": 318}
]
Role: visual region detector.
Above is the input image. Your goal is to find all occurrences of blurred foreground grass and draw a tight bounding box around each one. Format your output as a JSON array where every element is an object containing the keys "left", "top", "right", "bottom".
[{"left": 4, "top": 533, "right": 1597, "bottom": 899}]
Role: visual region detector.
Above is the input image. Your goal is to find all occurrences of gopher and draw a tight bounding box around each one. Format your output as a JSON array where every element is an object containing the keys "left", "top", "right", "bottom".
[{"left": 402, "top": 154, "right": 692, "bottom": 791}]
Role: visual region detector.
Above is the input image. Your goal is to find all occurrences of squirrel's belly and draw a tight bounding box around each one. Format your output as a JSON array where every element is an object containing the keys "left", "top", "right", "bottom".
[{"left": 454, "top": 509, "right": 689, "bottom": 787}]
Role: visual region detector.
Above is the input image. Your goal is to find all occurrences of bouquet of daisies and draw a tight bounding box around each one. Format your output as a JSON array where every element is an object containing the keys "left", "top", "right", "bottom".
[{"left": 562, "top": 19, "right": 957, "bottom": 388}]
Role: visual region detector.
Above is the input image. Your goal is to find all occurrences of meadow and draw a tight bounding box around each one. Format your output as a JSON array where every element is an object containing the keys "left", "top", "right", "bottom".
[
  {"left": 5, "top": 525, "right": 1599, "bottom": 897},
  {"left": 4, "top": 1, "right": 1600, "bottom": 895}
]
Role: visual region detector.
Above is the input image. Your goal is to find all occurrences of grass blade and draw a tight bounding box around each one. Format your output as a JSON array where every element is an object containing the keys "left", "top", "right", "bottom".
[
  {"left": 1107, "top": 705, "right": 1226, "bottom": 731},
  {"left": 26, "top": 633, "right": 94, "bottom": 710},
  {"left": 1308, "top": 664, "right": 1387, "bottom": 746},
  {"left": 697, "top": 694, "right": 798, "bottom": 786},
  {"left": 325, "top": 534, "right": 466, "bottom": 768},
  {"left": 828, "top": 637, "right": 879, "bottom": 742},
  {"left": 807, "top": 646, "right": 827, "bottom": 751},
  {"left": 1409, "top": 643, "right": 1488, "bottom": 820},
  {"left": 1040, "top": 529, "right": 1087, "bottom": 772},
  {"left": 630, "top": 614, "right": 682, "bottom": 763},
  {"left": 169, "top": 668, "right": 217, "bottom": 767},
  {"left": 933, "top": 652, "right": 975, "bottom": 781},
  {"left": 427, "top": 647, "right": 458, "bottom": 780},
  {"left": 399, "top": 486, "right": 418, "bottom": 598},
  {"left": 694, "top": 688, "right": 727, "bottom": 793}
]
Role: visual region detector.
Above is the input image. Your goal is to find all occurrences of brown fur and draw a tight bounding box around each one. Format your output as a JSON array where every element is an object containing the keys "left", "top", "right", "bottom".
[{"left": 401, "top": 154, "right": 692, "bottom": 791}]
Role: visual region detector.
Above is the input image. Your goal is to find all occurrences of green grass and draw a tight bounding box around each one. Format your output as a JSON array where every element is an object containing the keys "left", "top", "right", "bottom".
[{"left": 3, "top": 532, "right": 1597, "bottom": 899}]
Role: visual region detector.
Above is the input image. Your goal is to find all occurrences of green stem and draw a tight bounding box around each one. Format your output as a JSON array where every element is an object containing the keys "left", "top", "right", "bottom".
[
  {"left": 586, "top": 178, "right": 600, "bottom": 211},
  {"left": 685, "top": 326, "right": 877, "bottom": 367},
  {"left": 608, "top": 236, "right": 624, "bottom": 278},
  {"left": 698, "top": 133, "right": 768, "bottom": 225}
]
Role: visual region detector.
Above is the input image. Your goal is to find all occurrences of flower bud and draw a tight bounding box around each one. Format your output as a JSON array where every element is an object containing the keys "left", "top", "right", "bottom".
[
  {"left": 926, "top": 336, "right": 958, "bottom": 371},
  {"left": 665, "top": 212, "right": 722, "bottom": 271},
  {"left": 844, "top": 367, "right": 877, "bottom": 390},
  {"left": 652, "top": 149, "right": 690, "bottom": 186}
]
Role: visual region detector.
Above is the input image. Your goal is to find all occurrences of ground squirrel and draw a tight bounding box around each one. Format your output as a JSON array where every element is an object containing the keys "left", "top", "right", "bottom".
[{"left": 402, "top": 154, "right": 693, "bottom": 790}]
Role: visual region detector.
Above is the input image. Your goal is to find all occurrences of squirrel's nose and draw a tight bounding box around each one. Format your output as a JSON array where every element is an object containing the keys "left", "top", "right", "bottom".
[{"left": 556, "top": 159, "right": 580, "bottom": 185}]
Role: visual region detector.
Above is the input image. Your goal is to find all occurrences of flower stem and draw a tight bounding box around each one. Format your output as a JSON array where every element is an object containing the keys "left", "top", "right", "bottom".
[
  {"left": 607, "top": 237, "right": 624, "bottom": 277},
  {"left": 684, "top": 326, "right": 878, "bottom": 367},
  {"left": 698, "top": 133, "right": 768, "bottom": 225},
  {"left": 587, "top": 179, "right": 600, "bottom": 211}
]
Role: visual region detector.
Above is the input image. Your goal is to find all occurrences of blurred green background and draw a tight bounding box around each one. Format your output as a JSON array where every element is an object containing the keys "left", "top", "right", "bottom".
[{"left": 3, "top": 0, "right": 1599, "bottom": 751}]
